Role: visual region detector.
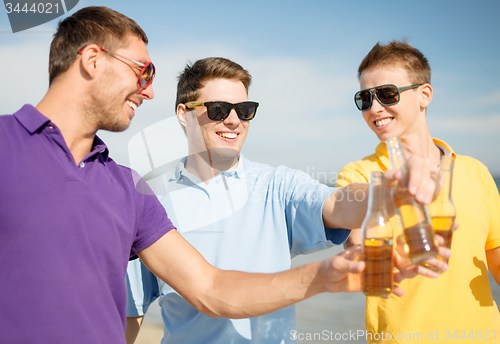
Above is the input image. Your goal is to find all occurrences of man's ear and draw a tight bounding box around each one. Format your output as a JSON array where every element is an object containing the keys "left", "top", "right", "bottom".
[
  {"left": 78, "top": 44, "right": 102, "bottom": 80},
  {"left": 177, "top": 103, "right": 190, "bottom": 130},
  {"left": 419, "top": 83, "right": 433, "bottom": 110}
]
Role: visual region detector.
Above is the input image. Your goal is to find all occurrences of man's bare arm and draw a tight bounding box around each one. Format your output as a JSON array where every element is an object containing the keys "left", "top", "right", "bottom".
[
  {"left": 125, "top": 316, "right": 143, "bottom": 344},
  {"left": 486, "top": 246, "right": 500, "bottom": 286},
  {"left": 138, "top": 230, "right": 364, "bottom": 319},
  {"left": 322, "top": 183, "right": 369, "bottom": 230},
  {"left": 323, "top": 154, "right": 440, "bottom": 230}
]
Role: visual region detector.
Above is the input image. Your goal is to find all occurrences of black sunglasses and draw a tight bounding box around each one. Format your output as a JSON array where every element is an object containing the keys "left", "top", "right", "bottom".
[
  {"left": 354, "top": 84, "right": 422, "bottom": 111},
  {"left": 185, "top": 101, "right": 259, "bottom": 121}
]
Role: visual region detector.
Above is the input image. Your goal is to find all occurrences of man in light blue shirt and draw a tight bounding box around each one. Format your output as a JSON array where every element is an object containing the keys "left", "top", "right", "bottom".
[{"left": 125, "top": 57, "right": 447, "bottom": 344}]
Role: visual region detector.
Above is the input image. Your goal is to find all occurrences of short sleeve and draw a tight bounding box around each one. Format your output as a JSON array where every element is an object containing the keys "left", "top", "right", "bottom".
[
  {"left": 126, "top": 258, "right": 160, "bottom": 317},
  {"left": 276, "top": 167, "right": 351, "bottom": 256},
  {"left": 130, "top": 176, "right": 176, "bottom": 259},
  {"left": 483, "top": 168, "right": 500, "bottom": 250},
  {"left": 335, "top": 164, "right": 371, "bottom": 187}
]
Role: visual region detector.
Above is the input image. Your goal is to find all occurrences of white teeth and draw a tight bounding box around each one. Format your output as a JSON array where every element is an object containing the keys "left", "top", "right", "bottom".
[
  {"left": 218, "top": 132, "right": 237, "bottom": 139},
  {"left": 126, "top": 100, "right": 137, "bottom": 111},
  {"left": 375, "top": 118, "right": 392, "bottom": 127}
]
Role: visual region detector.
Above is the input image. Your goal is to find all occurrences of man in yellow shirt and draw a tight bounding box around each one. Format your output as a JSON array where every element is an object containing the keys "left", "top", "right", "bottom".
[{"left": 336, "top": 40, "right": 500, "bottom": 343}]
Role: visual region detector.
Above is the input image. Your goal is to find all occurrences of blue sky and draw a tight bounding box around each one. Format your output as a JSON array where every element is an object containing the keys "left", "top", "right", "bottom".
[{"left": 1, "top": 0, "right": 499, "bottom": 181}]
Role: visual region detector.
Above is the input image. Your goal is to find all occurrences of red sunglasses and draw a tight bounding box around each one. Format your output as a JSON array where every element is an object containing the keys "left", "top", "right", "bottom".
[{"left": 78, "top": 46, "right": 155, "bottom": 88}]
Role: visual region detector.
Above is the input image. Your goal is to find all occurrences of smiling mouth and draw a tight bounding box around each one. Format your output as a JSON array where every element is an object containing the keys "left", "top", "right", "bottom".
[
  {"left": 375, "top": 118, "right": 393, "bottom": 127},
  {"left": 217, "top": 132, "right": 238, "bottom": 139},
  {"left": 126, "top": 100, "right": 138, "bottom": 111}
]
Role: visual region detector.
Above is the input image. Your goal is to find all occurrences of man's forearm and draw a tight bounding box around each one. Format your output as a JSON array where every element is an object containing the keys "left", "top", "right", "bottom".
[
  {"left": 343, "top": 228, "right": 361, "bottom": 248},
  {"left": 138, "top": 231, "right": 362, "bottom": 319},
  {"left": 322, "top": 183, "right": 369, "bottom": 229},
  {"left": 125, "top": 316, "right": 143, "bottom": 344},
  {"left": 198, "top": 252, "right": 364, "bottom": 318},
  {"left": 200, "top": 261, "right": 327, "bottom": 318}
]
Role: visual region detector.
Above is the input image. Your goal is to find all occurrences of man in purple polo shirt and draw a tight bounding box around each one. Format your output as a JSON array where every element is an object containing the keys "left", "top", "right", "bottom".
[{"left": 0, "top": 6, "right": 446, "bottom": 344}]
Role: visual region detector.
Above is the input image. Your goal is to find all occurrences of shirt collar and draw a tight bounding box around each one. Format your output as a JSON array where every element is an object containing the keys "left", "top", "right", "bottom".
[
  {"left": 375, "top": 142, "right": 392, "bottom": 170},
  {"left": 432, "top": 138, "right": 456, "bottom": 158},
  {"left": 173, "top": 157, "right": 188, "bottom": 181},
  {"left": 229, "top": 154, "right": 245, "bottom": 179},
  {"left": 91, "top": 135, "right": 110, "bottom": 160},
  {"left": 172, "top": 154, "right": 246, "bottom": 182},
  {"left": 14, "top": 104, "right": 51, "bottom": 134},
  {"left": 14, "top": 104, "right": 110, "bottom": 160},
  {"left": 375, "top": 138, "right": 456, "bottom": 170}
]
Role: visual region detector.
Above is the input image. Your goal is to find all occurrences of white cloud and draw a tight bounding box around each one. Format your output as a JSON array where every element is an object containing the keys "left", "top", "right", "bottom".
[
  {"left": 428, "top": 113, "right": 500, "bottom": 134},
  {"left": 1, "top": 38, "right": 53, "bottom": 114},
  {"left": 103, "top": 44, "right": 365, "bottom": 175},
  {"left": 3, "top": 38, "right": 499, "bottom": 179}
]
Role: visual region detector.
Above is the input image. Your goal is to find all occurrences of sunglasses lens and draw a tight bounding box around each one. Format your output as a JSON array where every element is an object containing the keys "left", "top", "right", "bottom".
[
  {"left": 355, "top": 91, "right": 372, "bottom": 111},
  {"left": 376, "top": 86, "right": 399, "bottom": 105},
  {"left": 236, "top": 102, "right": 258, "bottom": 120},
  {"left": 206, "top": 102, "right": 231, "bottom": 121},
  {"left": 139, "top": 63, "right": 155, "bottom": 87}
]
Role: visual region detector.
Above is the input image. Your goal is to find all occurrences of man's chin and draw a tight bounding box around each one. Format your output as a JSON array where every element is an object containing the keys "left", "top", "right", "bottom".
[
  {"left": 100, "top": 120, "right": 131, "bottom": 133},
  {"left": 208, "top": 147, "right": 240, "bottom": 159}
]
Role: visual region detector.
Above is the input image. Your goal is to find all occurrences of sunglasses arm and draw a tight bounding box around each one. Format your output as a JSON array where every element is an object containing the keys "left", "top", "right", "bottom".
[{"left": 185, "top": 101, "right": 205, "bottom": 109}]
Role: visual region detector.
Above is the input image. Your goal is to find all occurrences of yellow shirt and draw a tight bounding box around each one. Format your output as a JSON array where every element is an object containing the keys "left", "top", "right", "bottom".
[{"left": 336, "top": 139, "right": 500, "bottom": 343}]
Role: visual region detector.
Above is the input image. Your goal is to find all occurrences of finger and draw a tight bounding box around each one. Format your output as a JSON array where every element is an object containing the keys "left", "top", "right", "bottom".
[
  {"left": 393, "top": 247, "right": 412, "bottom": 271},
  {"left": 416, "top": 264, "right": 441, "bottom": 278},
  {"left": 435, "top": 234, "right": 445, "bottom": 245},
  {"left": 393, "top": 249, "right": 402, "bottom": 264},
  {"left": 405, "top": 156, "right": 424, "bottom": 197},
  {"left": 338, "top": 244, "right": 362, "bottom": 260},
  {"left": 383, "top": 169, "right": 401, "bottom": 183},
  {"left": 407, "top": 156, "right": 439, "bottom": 205},
  {"left": 331, "top": 254, "right": 365, "bottom": 274},
  {"left": 392, "top": 285, "right": 404, "bottom": 297},
  {"left": 417, "top": 171, "right": 437, "bottom": 205},
  {"left": 353, "top": 261, "right": 365, "bottom": 273},
  {"left": 394, "top": 271, "right": 404, "bottom": 284},
  {"left": 434, "top": 235, "right": 452, "bottom": 259},
  {"left": 438, "top": 247, "right": 452, "bottom": 259}
]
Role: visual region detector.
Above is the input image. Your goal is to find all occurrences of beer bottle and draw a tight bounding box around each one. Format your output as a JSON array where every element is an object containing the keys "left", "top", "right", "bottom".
[
  {"left": 428, "top": 155, "right": 456, "bottom": 267},
  {"left": 362, "top": 171, "right": 394, "bottom": 298},
  {"left": 386, "top": 137, "right": 438, "bottom": 263}
]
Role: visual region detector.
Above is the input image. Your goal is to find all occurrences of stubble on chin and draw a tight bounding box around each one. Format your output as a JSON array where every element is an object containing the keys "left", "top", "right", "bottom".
[{"left": 84, "top": 88, "right": 131, "bottom": 133}]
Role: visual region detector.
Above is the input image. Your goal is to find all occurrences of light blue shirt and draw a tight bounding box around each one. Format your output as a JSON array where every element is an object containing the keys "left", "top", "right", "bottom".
[{"left": 126, "top": 155, "right": 350, "bottom": 344}]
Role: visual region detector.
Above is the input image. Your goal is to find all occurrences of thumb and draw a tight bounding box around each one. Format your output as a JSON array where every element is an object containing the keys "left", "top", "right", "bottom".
[{"left": 333, "top": 254, "right": 365, "bottom": 273}]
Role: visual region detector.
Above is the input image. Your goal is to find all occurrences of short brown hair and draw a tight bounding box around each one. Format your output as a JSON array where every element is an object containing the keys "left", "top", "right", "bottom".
[
  {"left": 175, "top": 57, "right": 252, "bottom": 111},
  {"left": 49, "top": 6, "right": 148, "bottom": 85},
  {"left": 358, "top": 40, "right": 431, "bottom": 85}
]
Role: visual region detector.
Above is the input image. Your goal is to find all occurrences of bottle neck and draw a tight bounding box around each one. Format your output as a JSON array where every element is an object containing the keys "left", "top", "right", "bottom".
[
  {"left": 386, "top": 137, "right": 408, "bottom": 179},
  {"left": 439, "top": 155, "right": 454, "bottom": 198},
  {"left": 367, "top": 173, "right": 384, "bottom": 213}
]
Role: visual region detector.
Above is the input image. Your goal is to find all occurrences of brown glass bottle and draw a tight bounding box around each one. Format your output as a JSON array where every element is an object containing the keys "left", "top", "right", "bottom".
[
  {"left": 362, "top": 172, "right": 394, "bottom": 298},
  {"left": 386, "top": 138, "right": 438, "bottom": 263}
]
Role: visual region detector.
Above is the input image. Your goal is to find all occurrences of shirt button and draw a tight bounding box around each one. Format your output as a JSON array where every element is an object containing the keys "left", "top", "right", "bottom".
[{"left": 79, "top": 162, "right": 85, "bottom": 168}]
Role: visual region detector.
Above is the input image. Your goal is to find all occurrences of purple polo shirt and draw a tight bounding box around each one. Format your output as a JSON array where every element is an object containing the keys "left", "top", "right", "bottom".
[{"left": 0, "top": 105, "right": 175, "bottom": 343}]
